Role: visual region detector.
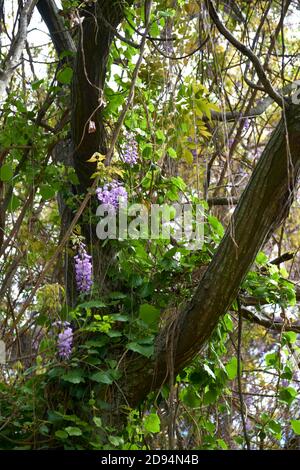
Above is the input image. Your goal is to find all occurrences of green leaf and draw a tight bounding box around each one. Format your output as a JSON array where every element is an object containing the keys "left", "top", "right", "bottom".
[
  {"left": 110, "top": 314, "right": 128, "bottom": 322},
  {"left": 291, "top": 420, "right": 300, "bottom": 435},
  {"left": 217, "top": 439, "right": 228, "bottom": 450},
  {"left": 144, "top": 413, "right": 160, "bottom": 433},
  {"left": 265, "top": 352, "right": 280, "bottom": 368},
  {"left": 167, "top": 147, "right": 177, "bottom": 158},
  {"left": 108, "top": 435, "right": 124, "bottom": 446},
  {"left": 267, "top": 420, "right": 281, "bottom": 435},
  {"left": 61, "top": 370, "right": 85, "bottom": 384},
  {"left": 208, "top": 215, "right": 224, "bottom": 237},
  {"left": 65, "top": 426, "right": 82, "bottom": 436},
  {"left": 0, "top": 164, "right": 13, "bottom": 181},
  {"left": 180, "top": 386, "right": 200, "bottom": 408},
  {"left": 109, "top": 292, "right": 127, "bottom": 300},
  {"left": 283, "top": 331, "right": 297, "bottom": 344},
  {"left": 127, "top": 342, "right": 154, "bottom": 358},
  {"left": 149, "top": 22, "right": 160, "bottom": 38},
  {"left": 256, "top": 251, "right": 268, "bottom": 265},
  {"left": 279, "top": 386, "right": 297, "bottom": 406},
  {"left": 39, "top": 424, "right": 49, "bottom": 435},
  {"left": 93, "top": 417, "right": 102, "bottom": 428},
  {"left": 78, "top": 300, "right": 106, "bottom": 309},
  {"left": 170, "top": 176, "right": 186, "bottom": 191},
  {"left": 90, "top": 371, "right": 113, "bottom": 384},
  {"left": 203, "top": 388, "right": 218, "bottom": 405},
  {"left": 139, "top": 303, "right": 160, "bottom": 328},
  {"left": 155, "top": 129, "right": 165, "bottom": 141},
  {"left": 223, "top": 313, "right": 234, "bottom": 332},
  {"left": 32, "top": 79, "right": 44, "bottom": 90},
  {"left": 40, "top": 184, "right": 56, "bottom": 200},
  {"left": 55, "top": 430, "right": 68, "bottom": 439},
  {"left": 182, "top": 148, "right": 193, "bottom": 163},
  {"left": 203, "top": 363, "right": 216, "bottom": 380},
  {"left": 8, "top": 194, "right": 21, "bottom": 212},
  {"left": 142, "top": 144, "right": 152, "bottom": 159},
  {"left": 225, "top": 357, "right": 238, "bottom": 380},
  {"left": 57, "top": 66, "right": 73, "bottom": 85}
]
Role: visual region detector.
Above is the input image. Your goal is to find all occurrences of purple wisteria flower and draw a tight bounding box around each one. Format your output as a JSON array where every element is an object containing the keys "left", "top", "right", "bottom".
[
  {"left": 57, "top": 326, "right": 73, "bottom": 359},
  {"left": 74, "top": 243, "right": 93, "bottom": 293},
  {"left": 96, "top": 180, "right": 127, "bottom": 209},
  {"left": 123, "top": 137, "right": 139, "bottom": 166},
  {"left": 244, "top": 117, "right": 250, "bottom": 130}
]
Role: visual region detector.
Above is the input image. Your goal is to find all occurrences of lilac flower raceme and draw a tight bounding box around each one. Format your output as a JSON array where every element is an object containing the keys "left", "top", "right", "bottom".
[
  {"left": 244, "top": 117, "right": 250, "bottom": 130},
  {"left": 123, "top": 137, "right": 139, "bottom": 166},
  {"left": 74, "top": 243, "right": 93, "bottom": 293},
  {"left": 96, "top": 180, "right": 127, "bottom": 210},
  {"left": 57, "top": 326, "right": 73, "bottom": 359}
]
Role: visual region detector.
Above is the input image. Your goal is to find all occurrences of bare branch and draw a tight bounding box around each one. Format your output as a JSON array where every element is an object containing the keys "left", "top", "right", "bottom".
[
  {"left": 204, "top": 0, "right": 286, "bottom": 107},
  {"left": 240, "top": 307, "right": 300, "bottom": 334},
  {"left": 37, "top": 0, "right": 76, "bottom": 56}
]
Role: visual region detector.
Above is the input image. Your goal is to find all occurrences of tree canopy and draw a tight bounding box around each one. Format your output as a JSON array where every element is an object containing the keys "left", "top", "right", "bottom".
[{"left": 1, "top": 0, "right": 300, "bottom": 451}]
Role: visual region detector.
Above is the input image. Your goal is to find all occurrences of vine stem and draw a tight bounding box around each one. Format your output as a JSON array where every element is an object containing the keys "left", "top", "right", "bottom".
[{"left": 237, "top": 296, "right": 251, "bottom": 450}]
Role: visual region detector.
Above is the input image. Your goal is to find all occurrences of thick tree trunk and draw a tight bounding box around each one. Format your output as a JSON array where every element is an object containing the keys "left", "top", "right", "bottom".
[
  {"left": 122, "top": 104, "right": 300, "bottom": 407},
  {"left": 71, "top": 1, "right": 126, "bottom": 190},
  {"left": 39, "top": 1, "right": 131, "bottom": 303}
]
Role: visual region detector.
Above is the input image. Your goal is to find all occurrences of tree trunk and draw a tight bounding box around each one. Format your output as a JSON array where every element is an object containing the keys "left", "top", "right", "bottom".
[{"left": 71, "top": 1, "right": 127, "bottom": 190}]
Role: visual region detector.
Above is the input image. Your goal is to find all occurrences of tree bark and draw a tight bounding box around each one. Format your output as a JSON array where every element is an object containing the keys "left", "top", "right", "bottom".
[{"left": 71, "top": 1, "right": 129, "bottom": 190}]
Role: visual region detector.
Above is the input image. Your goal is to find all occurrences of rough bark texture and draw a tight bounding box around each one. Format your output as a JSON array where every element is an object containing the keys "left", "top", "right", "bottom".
[
  {"left": 38, "top": 1, "right": 132, "bottom": 303},
  {"left": 122, "top": 104, "right": 300, "bottom": 406}
]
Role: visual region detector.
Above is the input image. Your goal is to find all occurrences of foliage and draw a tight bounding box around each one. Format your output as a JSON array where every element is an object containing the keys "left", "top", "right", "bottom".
[{"left": 0, "top": 0, "right": 300, "bottom": 451}]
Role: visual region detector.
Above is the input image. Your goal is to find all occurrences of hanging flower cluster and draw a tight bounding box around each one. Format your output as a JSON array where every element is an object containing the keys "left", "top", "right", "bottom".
[
  {"left": 74, "top": 243, "right": 93, "bottom": 293},
  {"left": 57, "top": 322, "right": 73, "bottom": 359},
  {"left": 52, "top": 321, "right": 73, "bottom": 360},
  {"left": 96, "top": 180, "right": 127, "bottom": 209},
  {"left": 123, "top": 137, "right": 139, "bottom": 166}
]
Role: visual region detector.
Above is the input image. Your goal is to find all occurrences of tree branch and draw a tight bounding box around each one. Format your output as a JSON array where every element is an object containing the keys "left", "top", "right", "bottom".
[
  {"left": 240, "top": 307, "right": 300, "bottom": 334},
  {"left": 209, "top": 80, "right": 299, "bottom": 122},
  {"left": 37, "top": 0, "right": 76, "bottom": 56},
  {"left": 71, "top": 0, "right": 133, "bottom": 190},
  {"left": 0, "top": 0, "right": 36, "bottom": 101},
  {"left": 204, "top": 0, "right": 286, "bottom": 107}
]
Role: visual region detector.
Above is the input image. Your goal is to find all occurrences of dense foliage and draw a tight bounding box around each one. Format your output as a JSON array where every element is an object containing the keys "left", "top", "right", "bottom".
[{"left": 0, "top": 0, "right": 300, "bottom": 450}]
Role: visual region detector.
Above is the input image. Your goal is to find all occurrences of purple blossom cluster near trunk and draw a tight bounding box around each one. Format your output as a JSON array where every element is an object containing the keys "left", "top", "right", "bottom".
[
  {"left": 123, "top": 137, "right": 139, "bottom": 166},
  {"left": 56, "top": 322, "right": 73, "bottom": 359},
  {"left": 74, "top": 243, "right": 93, "bottom": 293},
  {"left": 96, "top": 180, "right": 128, "bottom": 209}
]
